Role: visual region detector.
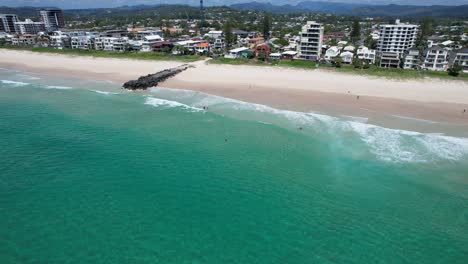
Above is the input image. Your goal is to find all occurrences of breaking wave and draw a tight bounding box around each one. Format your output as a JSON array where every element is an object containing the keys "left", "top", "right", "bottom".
[
  {"left": 149, "top": 87, "right": 468, "bottom": 163},
  {"left": 92, "top": 90, "right": 119, "bottom": 95},
  {"left": 144, "top": 97, "right": 204, "bottom": 112},
  {"left": 44, "top": 85, "right": 73, "bottom": 90},
  {"left": 1, "top": 80, "right": 29, "bottom": 86}
]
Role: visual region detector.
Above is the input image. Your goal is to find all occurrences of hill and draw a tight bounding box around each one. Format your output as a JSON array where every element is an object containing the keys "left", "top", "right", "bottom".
[{"left": 230, "top": 1, "right": 468, "bottom": 17}]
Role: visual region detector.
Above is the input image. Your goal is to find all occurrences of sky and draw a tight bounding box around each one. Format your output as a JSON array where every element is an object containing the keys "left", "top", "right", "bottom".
[{"left": 0, "top": 0, "right": 467, "bottom": 9}]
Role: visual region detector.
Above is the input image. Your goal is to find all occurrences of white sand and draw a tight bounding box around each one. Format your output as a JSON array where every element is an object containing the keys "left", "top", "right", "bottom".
[{"left": 1, "top": 49, "right": 468, "bottom": 129}]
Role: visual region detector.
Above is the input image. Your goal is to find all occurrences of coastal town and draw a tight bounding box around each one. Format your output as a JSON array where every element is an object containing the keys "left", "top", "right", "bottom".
[{"left": 0, "top": 6, "right": 467, "bottom": 77}]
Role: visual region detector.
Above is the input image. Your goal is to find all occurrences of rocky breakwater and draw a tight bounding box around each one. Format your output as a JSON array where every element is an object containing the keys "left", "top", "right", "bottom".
[{"left": 123, "top": 64, "right": 192, "bottom": 90}]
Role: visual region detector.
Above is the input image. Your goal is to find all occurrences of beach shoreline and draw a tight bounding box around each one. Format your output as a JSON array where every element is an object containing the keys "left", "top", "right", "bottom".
[{"left": 2, "top": 49, "right": 468, "bottom": 135}]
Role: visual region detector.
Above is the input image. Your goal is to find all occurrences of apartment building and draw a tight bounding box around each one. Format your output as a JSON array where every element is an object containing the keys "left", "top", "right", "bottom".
[
  {"left": 0, "top": 14, "right": 19, "bottom": 33},
  {"left": 71, "top": 35, "right": 95, "bottom": 50},
  {"left": 95, "top": 37, "right": 128, "bottom": 52},
  {"left": 449, "top": 49, "right": 468, "bottom": 73},
  {"left": 39, "top": 8, "right": 65, "bottom": 31},
  {"left": 48, "top": 31, "right": 71, "bottom": 49},
  {"left": 14, "top": 19, "right": 46, "bottom": 35},
  {"left": 377, "top": 19, "right": 418, "bottom": 57},
  {"left": 11, "top": 34, "right": 36, "bottom": 46},
  {"left": 422, "top": 46, "right": 450, "bottom": 71},
  {"left": 380, "top": 52, "right": 400, "bottom": 68},
  {"left": 298, "top": 21, "right": 324, "bottom": 61},
  {"left": 403, "top": 49, "right": 421, "bottom": 70}
]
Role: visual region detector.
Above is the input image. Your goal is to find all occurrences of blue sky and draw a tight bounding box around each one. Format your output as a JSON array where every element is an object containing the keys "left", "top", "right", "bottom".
[{"left": 0, "top": 0, "right": 466, "bottom": 9}]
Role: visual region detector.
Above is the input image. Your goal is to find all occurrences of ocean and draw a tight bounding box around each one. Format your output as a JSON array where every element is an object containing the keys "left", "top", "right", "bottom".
[{"left": 1, "top": 68, "right": 467, "bottom": 263}]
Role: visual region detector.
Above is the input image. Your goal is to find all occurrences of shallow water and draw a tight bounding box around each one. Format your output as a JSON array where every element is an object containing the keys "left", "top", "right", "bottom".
[{"left": 1, "top": 69, "right": 467, "bottom": 263}]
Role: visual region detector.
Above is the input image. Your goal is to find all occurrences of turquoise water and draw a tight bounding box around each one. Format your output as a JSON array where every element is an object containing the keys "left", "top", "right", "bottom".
[{"left": 1, "top": 69, "right": 468, "bottom": 263}]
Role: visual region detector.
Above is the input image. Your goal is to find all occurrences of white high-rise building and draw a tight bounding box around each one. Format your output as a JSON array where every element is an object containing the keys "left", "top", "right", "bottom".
[
  {"left": 0, "top": 14, "right": 19, "bottom": 33},
  {"left": 14, "top": 19, "right": 46, "bottom": 35},
  {"left": 298, "top": 21, "right": 324, "bottom": 61},
  {"left": 39, "top": 8, "right": 65, "bottom": 31},
  {"left": 377, "top": 19, "right": 418, "bottom": 56}
]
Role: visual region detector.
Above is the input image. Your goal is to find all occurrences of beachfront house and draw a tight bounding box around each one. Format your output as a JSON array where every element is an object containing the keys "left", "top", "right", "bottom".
[
  {"left": 422, "top": 46, "right": 449, "bottom": 71},
  {"left": 194, "top": 42, "right": 211, "bottom": 54},
  {"left": 255, "top": 43, "right": 270, "bottom": 58},
  {"left": 140, "top": 35, "right": 164, "bottom": 52},
  {"left": 449, "top": 48, "right": 468, "bottom": 73},
  {"left": 324, "top": 46, "right": 341, "bottom": 62},
  {"left": 282, "top": 51, "right": 297, "bottom": 60},
  {"left": 225, "top": 47, "right": 250, "bottom": 59},
  {"left": 403, "top": 49, "right": 421, "bottom": 70},
  {"left": 340, "top": 51, "right": 354, "bottom": 64},
  {"left": 379, "top": 52, "right": 400, "bottom": 68},
  {"left": 357, "top": 46, "right": 376, "bottom": 64},
  {"left": 151, "top": 41, "right": 173, "bottom": 52},
  {"left": 269, "top": 53, "right": 282, "bottom": 60}
]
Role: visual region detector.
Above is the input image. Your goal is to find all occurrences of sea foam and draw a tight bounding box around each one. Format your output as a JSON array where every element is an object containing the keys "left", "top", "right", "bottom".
[
  {"left": 1, "top": 80, "right": 29, "bottom": 86},
  {"left": 145, "top": 97, "right": 203, "bottom": 112},
  {"left": 149, "top": 87, "right": 468, "bottom": 163},
  {"left": 44, "top": 85, "right": 73, "bottom": 90},
  {"left": 93, "top": 90, "right": 119, "bottom": 95}
]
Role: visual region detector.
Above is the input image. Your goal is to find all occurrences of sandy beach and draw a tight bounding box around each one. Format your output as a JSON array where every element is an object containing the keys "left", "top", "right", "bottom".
[{"left": 1, "top": 49, "right": 468, "bottom": 131}]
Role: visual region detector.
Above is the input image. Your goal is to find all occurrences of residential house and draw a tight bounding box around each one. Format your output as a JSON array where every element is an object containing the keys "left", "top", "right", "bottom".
[
  {"left": 403, "top": 49, "right": 421, "bottom": 70},
  {"left": 255, "top": 43, "right": 270, "bottom": 58},
  {"left": 281, "top": 51, "right": 297, "bottom": 60},
  {"left": 357, "top": 46, "right": 376, "bottom": 64},
  {"left": 340, "top": 51, "right": 354, "bottom": 64},
  {"left": 225, "top": 47, "right": 250, "bottom": 59},
  {"left": 422, "top": 46, "right": 449, "bottom": 71},
  {"left": 205, "top": 30, "right": 223, "bottom": 39},
  {"left": 194, "top": 42, "right": 211, "bottom": 54},
  {"left": 324, "top": 46, "right": 341, "bottom": 62},
  {"left": 151, "top": 41, "right": 173, "bottom": 52}
]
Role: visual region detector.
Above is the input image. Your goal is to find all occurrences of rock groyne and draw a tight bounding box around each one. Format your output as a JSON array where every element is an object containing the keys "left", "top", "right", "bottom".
[{"left": 123, "top": 64, "right": 192, "bottom": 90}]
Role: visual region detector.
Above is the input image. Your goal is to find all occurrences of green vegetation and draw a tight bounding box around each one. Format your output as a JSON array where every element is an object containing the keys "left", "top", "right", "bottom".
[
  {"left": 350, "top": 19, "right": 361, "bottom": 43},
  {"left": 332, "top": 64, "right": 468, "bottom": 80},
  {"left": 0, "top": 46, "right": 203, "bottom": 62},
  {"left": 448, "top": 64, "right": 462, "bottom": 77},
  {"left": 209, "top": 57, "right": 468, "bottom": 81},
  {"left": 262, "top": 13, "right": 272, "bottom": 40},
  {"left": 223, "top": 20, "right": 236, "bottom": 50}
]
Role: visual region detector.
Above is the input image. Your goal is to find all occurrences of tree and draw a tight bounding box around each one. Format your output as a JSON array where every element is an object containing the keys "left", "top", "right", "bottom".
[
  {"left": 364, "top": 35, "right": 377, "bottom": 49},
  {"left": 257, "top": 52, "right": 267, "bottom": 62},
  {"left": 333, "top": 56, "right": 343, "bottom": 68},
  {"left": 273, "top": 38, "right": 289, "bottom": 47},
  {"left": 262, "top": 13, "right": 272, "bottom": 40},
  {"left": 352, "top": 57, "right": 363, "bottom": 69},
  {"left": 350, "top": 19, "right": 361, "bottom": 44},
  {"left": 223, "top": 20, "right": 235, "bottom": 50},
  {"left": 416, "top": 17, "right": 435, "bottom": 50},
  {"left": 448, "top": 64, "right": 462, "bottom": 77}
]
